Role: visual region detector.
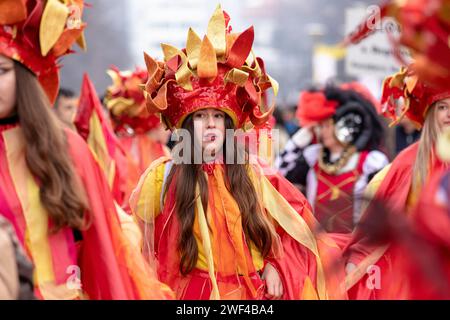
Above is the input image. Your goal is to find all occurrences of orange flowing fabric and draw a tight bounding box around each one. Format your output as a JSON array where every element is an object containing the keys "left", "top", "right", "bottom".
[
  {"left": 74, "top": 74, "right": 128, "bottom": 207},
  {"left": 0, "top": 123, "right": 173, "bottom": 300},
  {"left": 405, "top": 168, "right": 450, "bottom": 299},
  {"left": 150, "top": 164, "right": 267, "bottom": 300},
  {"left": 131, "top": 158, "right": 347, "bottom": 300}
]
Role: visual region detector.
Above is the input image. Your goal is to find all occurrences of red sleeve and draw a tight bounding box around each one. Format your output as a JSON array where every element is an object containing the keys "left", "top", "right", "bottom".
[{"left": 66, "top": 130, "right": 173, "bottom": 300}]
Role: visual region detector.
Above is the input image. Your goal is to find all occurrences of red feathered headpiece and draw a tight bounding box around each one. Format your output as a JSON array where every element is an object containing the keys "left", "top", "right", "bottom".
[
  {"left": 104, "top": 66, "right": 161, "bottom": 135},
  {"left": 381, "top": 66, "right": 450, "bottom": 127},
  {"left": 142, "top": 5, "right": 278, "bottom": 130},
  {"left": 296, "top": 91, "right": 338, "bottom": 127},
  {"left": 0, "top": 0, "right": 86, "bottom": 104}
]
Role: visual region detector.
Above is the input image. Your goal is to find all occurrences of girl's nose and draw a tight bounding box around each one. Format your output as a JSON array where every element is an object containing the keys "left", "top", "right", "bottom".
[{"left": 207, "top": 114, "right": 216, "bottom": 128}]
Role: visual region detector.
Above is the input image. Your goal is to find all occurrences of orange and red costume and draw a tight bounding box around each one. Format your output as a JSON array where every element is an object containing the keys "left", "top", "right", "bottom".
[
  {"left": 131, "top": 5, "right": 347, "bottom": 300},
  {"left": 0, "top": 0, "right": 173, "bottom": 300},
  {"left": 344, "top": 67, "right": 450, "bottom": 299},
  {"left": 103, "top": 67, "right": 170, "bottom": 203},
  {"left": 0, "top": 124, "right": 173, "bottom": 299}
]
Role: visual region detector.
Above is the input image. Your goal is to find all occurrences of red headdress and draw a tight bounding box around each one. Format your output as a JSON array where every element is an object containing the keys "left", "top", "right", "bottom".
[
  {"left": 104, "top": 66, "right": 161, "bottom": 135},
  {"left": 142, "top": 5, "right": 278, "bottom": 130},
  {"left": 343, "top": 0, "right": 450, "bottom": 89},
  {"left": 0, "top": 0, "right": 86, "bottom": 104},
  {"left": 381, "top": 65, "right": 450, "bottom": 127},
  {"left": 296, "top": 91, "right": 339, "bottom": 127}
]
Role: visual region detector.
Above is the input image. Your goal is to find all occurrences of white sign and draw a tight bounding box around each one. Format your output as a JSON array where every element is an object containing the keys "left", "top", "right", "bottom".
[{"left": 345, "top": 6, "right": 412, "bottom": 79}]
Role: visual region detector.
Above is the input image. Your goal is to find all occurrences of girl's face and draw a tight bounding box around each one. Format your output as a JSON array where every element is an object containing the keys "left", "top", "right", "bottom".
[
  {"left": 193, "top": 108, "right": 226, "bottom": 157},
  {"left": 0, "top": 55, "right": 16, "bottom": 119},
  {"left": 435, "top": 98, "right": 450, "bottom": 131}
]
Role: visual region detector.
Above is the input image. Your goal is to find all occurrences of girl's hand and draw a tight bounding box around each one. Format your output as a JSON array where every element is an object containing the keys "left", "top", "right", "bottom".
[{"left": 262, "top": 263, "right": 283, "bottom": 299}]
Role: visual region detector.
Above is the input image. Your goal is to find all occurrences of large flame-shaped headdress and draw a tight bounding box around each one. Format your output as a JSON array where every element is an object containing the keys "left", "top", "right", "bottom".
[
  {"left": 104, "top": 66, "right": 161, "bottom": 135},
  {"left": 0, "top": 0, "right": 86, "bottom": 103},
  {"left": 143, "top": 5, "right": 278, "bottom": 130}
]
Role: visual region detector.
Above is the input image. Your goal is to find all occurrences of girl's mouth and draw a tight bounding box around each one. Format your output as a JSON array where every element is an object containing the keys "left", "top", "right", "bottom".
[{"left": 204, "top": 134, "right": 217, "bottom": 142}]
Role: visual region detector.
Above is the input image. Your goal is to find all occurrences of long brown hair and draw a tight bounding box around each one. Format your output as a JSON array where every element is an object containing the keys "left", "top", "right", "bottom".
[
  {"left": 412, "top": 105, "right": 440, "bottom": 191},
  {"left": 165, "top": 113, "right": 276, "bottom": 275},
  {"left": 14, "top": 62, "right": 88, "bottom": 232}
]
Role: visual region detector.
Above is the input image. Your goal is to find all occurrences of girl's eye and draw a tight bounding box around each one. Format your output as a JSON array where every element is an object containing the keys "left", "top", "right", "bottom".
[
  {"left": 195, "top": 113, "right": 205, "bottom": 118},
  {"left": 214, "top": 113, "right": 224, "bottom": 118},
  {"left": 438, "top": 104, "right": 448, "bottom": 111}
]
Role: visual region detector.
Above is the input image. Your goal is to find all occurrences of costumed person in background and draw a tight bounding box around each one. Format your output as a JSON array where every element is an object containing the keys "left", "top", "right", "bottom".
[
  {"left": 341, "top": 129, "right": 450, "bottom": 300},
  {"left": 276, "top": 84, "right": 388, "bottom": 236},
  {"left": 131, "top": 6, "right": 347, "bottom": 300},
  {"left": 74, "top": 74, "right": 143, "bottom": 246},
  {"left": 399, "top": 129, "right": 450, "bottom": 299},
  {"left": 53, "top": 87, "right": 78, "bottom": 130},
  {"left": 103, "top": 66, "right": 171, "bottom": 203},
  {"left": 0, "top": 0, "right": 173, "bottom": 300},
  {"left": 343, "top": 66, "right": 450, "bottom": 299}
]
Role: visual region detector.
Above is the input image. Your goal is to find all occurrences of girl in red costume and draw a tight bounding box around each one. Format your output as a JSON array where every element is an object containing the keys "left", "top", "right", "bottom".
[
  {"left": 131, "top": 6, "right": 347, "bottom": 300},
  {"left": 0, "top": 0, "right": 172, "bottom": 300},
  {"left": 344, "top": 66, "right": 450, "bottom": 299}
]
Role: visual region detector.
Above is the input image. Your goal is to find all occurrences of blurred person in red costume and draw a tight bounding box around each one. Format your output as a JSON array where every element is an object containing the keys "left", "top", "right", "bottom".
[
  {"left": 341, "top": 129, "right": 450, "bottom": 300},
  {"left": 103, "top": 66, "right": 171, "bottom": 203},
  {"left": 0, "top": 0, "right": 173, "bottom": 300},
  {"left": 343, "top": 65, "right": 450, "bottom": 299},
  {"left": 405, "top": 129, "right": 450, "bottom": 299}
]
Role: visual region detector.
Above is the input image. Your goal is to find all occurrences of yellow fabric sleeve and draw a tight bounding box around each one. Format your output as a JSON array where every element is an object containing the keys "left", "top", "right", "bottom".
[{"left": 131, "top": 157, "right": 169, "bottom": 223}]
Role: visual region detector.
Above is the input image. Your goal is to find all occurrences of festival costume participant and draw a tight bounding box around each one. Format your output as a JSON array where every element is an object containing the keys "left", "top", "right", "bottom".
[
  {"left": 104, "top": 67, "right": 171, "bottom": 203},
  {"left": 342, "top": 130, "right": 450, "bottom": 300},
  {"left": 276, "top": 84, "right": 388, "bottom": 234},
  {"left": 73, "top": 74, "right": 143, "bottom": 248},
  {"left": 392, "top": 129, "right": 450, "bottom": 300},
  {"left": 54, "top": 88, "right": 78, "bottom": 130},
  {"left": 0, "top": 0, "right": 173, "bottom": 300},
  {"left": 131, "top": 6, "right": 347, "bottom": 300},
  {"left": 344, "top": 66, "right": 450, "bottom": 299},
  {"left": 405, "top": 130, "right": 450, "bottom": 299}
]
